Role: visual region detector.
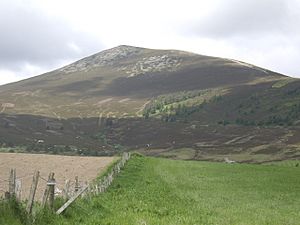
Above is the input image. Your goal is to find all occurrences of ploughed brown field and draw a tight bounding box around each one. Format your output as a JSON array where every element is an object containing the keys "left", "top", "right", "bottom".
[{"left": 0, "top": 153, "right": 115, "bottom": 201}]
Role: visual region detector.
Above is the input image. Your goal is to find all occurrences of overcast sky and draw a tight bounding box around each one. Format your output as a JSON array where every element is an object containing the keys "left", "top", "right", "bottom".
[{"left": 0, "top": 0, "right": 299, "bottom": 85}]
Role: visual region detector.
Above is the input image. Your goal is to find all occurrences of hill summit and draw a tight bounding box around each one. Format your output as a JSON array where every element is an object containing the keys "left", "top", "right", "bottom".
[
  {"left": 0, "top": 45, "right": 299, "bottom": 162},
  {"left": 1, "top": 45, "right": 283, "bottom": 108}
]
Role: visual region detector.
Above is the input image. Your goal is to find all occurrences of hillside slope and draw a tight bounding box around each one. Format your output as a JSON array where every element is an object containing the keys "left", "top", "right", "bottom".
[
  {"left": 0, "top": 45, "right": 284, "bottom": 118},
  {"left": 0, "top": 45, "right": 299, "bottom": 161}
]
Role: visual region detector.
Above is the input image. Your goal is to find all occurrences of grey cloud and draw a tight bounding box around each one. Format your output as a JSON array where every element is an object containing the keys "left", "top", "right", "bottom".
[
  {"left": 0, "top": 1, "right": 103, "bottom": 72},
  {"left": 181, "top": 0, "right": 300, "bottom": 77},
  {"left": 190, "top": 0, "right": 299, "bottom": 38}
]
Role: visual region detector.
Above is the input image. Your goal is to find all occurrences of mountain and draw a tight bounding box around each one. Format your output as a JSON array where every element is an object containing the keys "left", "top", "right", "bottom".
[{"left": 0, "top": 45, "right": 299, "bottom": 162}]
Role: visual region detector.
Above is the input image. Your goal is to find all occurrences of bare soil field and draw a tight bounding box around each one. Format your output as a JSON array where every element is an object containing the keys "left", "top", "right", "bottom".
[{"left": 0, "top": 153, "right": 115, "bottom": 201}]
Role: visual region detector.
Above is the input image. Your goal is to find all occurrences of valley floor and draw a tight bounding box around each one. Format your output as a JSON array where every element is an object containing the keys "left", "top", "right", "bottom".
[{"left": 2, "top": 155, "right": 300, "bottom": 225}]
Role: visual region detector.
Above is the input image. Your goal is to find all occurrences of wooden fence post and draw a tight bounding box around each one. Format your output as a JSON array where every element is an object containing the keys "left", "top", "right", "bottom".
[
  {"left": 95, "top": 184, "right": 99, "bottom": 195},
  {"left": 54, "top": 152, "right": 131, "bottom": 214},
  {"left": 48, "top": 174, "right": 56, "bottom": 210},
  {"left": 26, "top": 171, "right": 40, "bottom": 214},
  {"left": 85, "top": 181, "right": 91, "bottom": 198},
  {"left": 63, "top": 179, "right": 70, "bottom": 199},
  {"left": 99, "top": 183, "right": 103, "bottom": 193},
  {"left": 15, "top": 179, "right": 22, "bottom": 200},
  {"left": 75, "top": 176, "right": 80, "bottom": 192},
  {"left": 42, "top": 172, "right": 54, "bottom": 208},
  {"left": 118, "top": 163, "right": 121, "bottom": 173},
  {"left": 8, "top": 168, "right": 16, "bottom": 198}
]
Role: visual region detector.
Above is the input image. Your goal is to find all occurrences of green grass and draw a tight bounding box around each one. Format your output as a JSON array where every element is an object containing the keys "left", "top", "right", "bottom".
[
  {"left": 0, "top": 198, "right": 29, "bottom": 225},
  {"left": 264, "top": 160, "right": 300, "bottom": 167},
  {"left": 2, "top": 155, "right": 300, "bottom": 225},
  {"left": 160, "top": 148, "right": 196, "bottom": 160}
]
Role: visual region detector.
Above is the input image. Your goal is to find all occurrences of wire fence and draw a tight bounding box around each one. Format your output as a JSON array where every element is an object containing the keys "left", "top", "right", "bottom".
[
  {"left": 0, "top": 170, "right": 90, "bottom": 201},
  {"left": 0, "top": 152, "right": 132, "bottom": 215}
]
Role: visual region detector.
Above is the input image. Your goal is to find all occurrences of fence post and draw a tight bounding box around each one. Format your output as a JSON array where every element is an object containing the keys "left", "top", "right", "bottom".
[
  {"left": 42, "top": 172, "right": 54, "bottom": 208},
  {"left": 86, "top": 181, "right": 91, "bottom": 198},
  {"left": 63, "top": 179, "right": 70, "bottom": 199},
  {"left": 95, "top": 184, "right": 99, "bottom": 195},
  {"left": 15, "top": 179, "right": 22, "bottom": 200},
  {"left": 99, "top": 182, "right": 103, "bottom": 193},
  {"left": 75, "top": 176, "right": 80, "bottom": 192},
  {"left": 26, "top": 171, "right": 40, "bottom": 214},
  {"left": 118, "top": 163, "right": 121, "bottom": 172},
  {"left": 8, "top": 168, "right": 16, "bottom": 198},
  {"left": 48, "top": 174, "right": 56, "bottom": 210}
]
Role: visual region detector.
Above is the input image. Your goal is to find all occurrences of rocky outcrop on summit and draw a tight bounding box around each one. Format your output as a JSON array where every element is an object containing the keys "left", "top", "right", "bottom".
[
  {"left": 59, "top": 45, "right": 143, "bottom": 74},
  {"left": 58, "top": 45, "right": 187, "bottom": 76},
  {"left": 119, "top": 54, "right": 182, "bottom": 77}
]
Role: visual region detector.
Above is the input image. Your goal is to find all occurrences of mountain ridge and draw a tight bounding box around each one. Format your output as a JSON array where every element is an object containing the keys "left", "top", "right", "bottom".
[
  {"left": 1, "top": 45, "right": 284, "bottom": 92},
  {"left": 0, "top": 45, "right": 299, "bottom": 162}
]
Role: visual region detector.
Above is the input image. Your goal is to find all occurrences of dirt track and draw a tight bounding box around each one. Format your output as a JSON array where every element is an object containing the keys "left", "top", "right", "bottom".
[{"left": 0, "top": 153, "right": 115, "bottom": 201}]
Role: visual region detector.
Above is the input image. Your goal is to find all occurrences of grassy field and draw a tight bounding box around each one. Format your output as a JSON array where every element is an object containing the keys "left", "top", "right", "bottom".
[{"left": 2, "top": 155, "right": 300, "bottom": 225}]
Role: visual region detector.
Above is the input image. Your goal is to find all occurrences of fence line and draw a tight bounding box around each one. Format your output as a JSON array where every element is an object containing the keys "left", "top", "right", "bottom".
[
  {"left": 56, "top": 152, "right": 131, "bottom": 214},
  {"left": 0, "top": 152, "right": 132, "bottom": 215},
  {"left": 0, "top": 171, "right": 85, "bottom": 200}
]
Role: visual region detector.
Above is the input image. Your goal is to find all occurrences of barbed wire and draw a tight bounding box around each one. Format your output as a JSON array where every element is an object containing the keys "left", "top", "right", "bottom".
[
  {"left": 1, "top": 178, "right": 85, "bottom": 199},
  {"left": 1, "top": 173, "right": 49, "bottom": 185},
  {"left": 39, "top": 175, "right": 48, "bottom": 182},
  {"left": 1, "top": 172, "right": 89, "bottom": 189},
  {"left": 0, "top": 173, "right": 33, "bottom": 184},
  {"left": 38, "top": 175, "right": 65, "bottom": 188},
  {"left": 2, "top": 174, "right": 85, "bottom": 184},
  {"left": 16, "top": 173, "right": 35, "bottom": 180}
]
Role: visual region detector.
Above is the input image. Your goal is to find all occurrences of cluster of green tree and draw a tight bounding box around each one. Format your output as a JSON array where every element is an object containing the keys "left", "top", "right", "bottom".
[
  {"left": 264, "top": 103, "right": 300, "bottom": 126},
  {"left": 161, "top": 96, "right": 223, "bottom": 122},
  {"left": 235, "top": 118, "right": 257, "bottom": 126},
  {"left": 284, "top": 87, "right": 300, "bottom": 96},
  {"left": 161, "top": 103, "right": 204, "bottom": 122},
  {"left": 218, "top": 120, "right": 231, "bottom": 126},
  {"left": 90, "top": 131, "right": 125, "bottom": 151},
  {"left": 235, "top": 103, "right": 300, "bottom": 126},
  {"left": 91, "top": 131, "right": 108, "bottom": 144},
  {"left": 23, "top": 143, "right": 116, "bottom": 156},
  {"left": 143, "top": 90, "right": 208, "bottom": 118},
  {"left": 143, "top": 89, "right": 224, "bottom": 121},
  {"left": 237, "top": 94, "right": 261, "bottom": 115},
  {"left": 238, "top": 94, "right": 260, "bottom": 106},
  {"left": 25, "top": 143, "right": 74, "bottom": 154}
]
